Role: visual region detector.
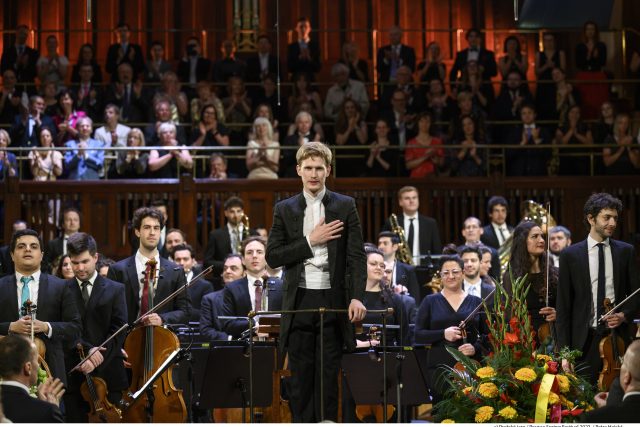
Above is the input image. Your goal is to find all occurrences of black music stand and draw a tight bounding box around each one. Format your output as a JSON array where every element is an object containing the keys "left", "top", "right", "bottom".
[
  {"left": 342, "top": 348, "right": 430, "bottom": 409},
  {"left": 198, "top": 345, "right": 274, "bottom": 422}
]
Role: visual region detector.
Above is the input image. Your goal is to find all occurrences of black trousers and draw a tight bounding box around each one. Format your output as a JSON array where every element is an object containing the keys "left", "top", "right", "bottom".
[{"left": 288, "top": 288, "right": 342, "bottom": 423}]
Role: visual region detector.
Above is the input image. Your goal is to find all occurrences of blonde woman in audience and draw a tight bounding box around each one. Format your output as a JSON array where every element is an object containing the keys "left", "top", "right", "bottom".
[
  {"left": 0, "top": 129, "right": 17, "bottom": 179},
  {"left": 246, "top": 117, "right": 280, "bottom": 179},
  {"left": 29, "top": 127, "right": 62, "bottom": 180},
  {"left": 148, "top": 122, "right": 193, "bottom": 178},
  {"left": 114, "top": 128, "right": 149, "bottom": 178}
]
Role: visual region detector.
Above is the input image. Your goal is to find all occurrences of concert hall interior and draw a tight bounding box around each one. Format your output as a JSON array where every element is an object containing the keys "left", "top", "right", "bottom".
[{"left": 0, "top": 0, "right": 639, "bottom": 423}]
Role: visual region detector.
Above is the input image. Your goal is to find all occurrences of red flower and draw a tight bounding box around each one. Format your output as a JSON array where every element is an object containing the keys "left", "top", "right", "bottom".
[
  {"left": 509, "top": 317, "right": 521, "bottom": 334},
  {"left": 561, "top": 408, "right": 584, "bottom": 417},
  {"left": 532, "top": 383, "right": 540, "bottom": 396},
  {"left": 514, "top": 350, "right": 522, "bottom": 361},
  {"left": 547, "top": 361, "right": 558, "bottom": 374},
  {"left": 500, "top": 393, "right": 511, "bottom": 404},
  {"left": 503, "top": 332, "right": 519, "bottom": 346},
  {"left": 550, "top": 404, "right": 562, "bottom": 423}
]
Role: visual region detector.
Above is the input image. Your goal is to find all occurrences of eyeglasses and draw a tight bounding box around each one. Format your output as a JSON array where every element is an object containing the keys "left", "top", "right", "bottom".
[{"left": 440, "top": 269, "right": 462, "bottom": 277}]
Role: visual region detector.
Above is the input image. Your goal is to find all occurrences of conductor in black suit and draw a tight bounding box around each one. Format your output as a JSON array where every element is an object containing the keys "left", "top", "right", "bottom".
[
  {"left": 107, "top": 207, "right": 190, "bottom": 327},
  {"left": 0, "top": 229, "right": 81, "bottom": 386},
  {"left": 383, "top": 185, "right": 442, "bottom": 264},
  {"left": 266, "top": 142, "right": 367, "bottom": 422},
  {"left": 449, "top": 28, "right": 497, "bottom": 92},
  {"left": 63, "top": 232, "right": 128, "bottom": 422},
  {"left": 0, "top": 335, "right": 65, "bottom": 423},
  {"left": 287, "top": 17, "right": 322, "bottom": 79},
  {"left": 480, "top": 195, "right": 514, "bottom": 250},
  {"left": 220, "top": 236, "right": 283, "bottom": 338},
  {"left": 557, "top": 193, "right": 640, "bottom": 385}
]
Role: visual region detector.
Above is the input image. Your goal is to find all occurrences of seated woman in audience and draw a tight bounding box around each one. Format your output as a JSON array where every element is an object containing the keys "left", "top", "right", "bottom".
[
  {"left": 190, "top": 103, "right": 230, "bottom": 148},
  {"left": 449, "top": 90, "right": 489, "bottom": 144},
  {"left": 450, "top": 114, "right": 486, "bottom": 177},
  {"left": 222, "top": 75, "right": 253, "bottom": 145},
  {"left": 503, "top": 221, "right": 557, "bottom": 341},
  {"left": 113, "top": 128, "right": 149, "bottom": 179},
  {"left": 245, "top": 117, "right": 280, "bottom": 179},
  {"left": 281, "top": 110, "right": 322, "bottom": 177},
  {"left": 554, "top": 104, "right": 593, "bottom": 176},
  {"left": 29, "top": 127, "right": 62, "bottom": 181},
  {"left": 417, "top": 41, "right": 446, "bottom": 85},
  {"left": 0, "top": 129, "right": 17, "bottom": 179},
  {"left": 535, "top": 32, "right": 566, "bottom": 120},
  {"left": 498, "top": 35, "right": 528, "bottom": 79},
  {"left": 41, "top": 80, "right": 59, "bottom": 117},
  {"left": 405, "top": 111, "right": 444, "bottom": 178},
  {"left": 457, "top": 60, "right": 494, "bottom": 112},
  {"left": 190, "top": 81, "right": 225, "bottom": 124},
  {"left": 334, "top": 98, "right": 368, "bottom": 177},
  {"left": 574, "top": 21, "right": 608, "bottom": 119},
  {"left": 71, "top": 43, "right": 102, "bottom": 84},
  {"left": 53, "top": 89, "right": 87, "bottom": 146},
  {"left": 414, "top": 255, "right": 486, "bottom": 403},
  {"left": 53, "top": 254, "right": 75, "bottom": 280},
  {"left": 552, "top": 67, "right": 579, "bottom": 125},
  {"left": 248, "top": 103, "right": 280, "bottom": 142},
  {"left": 64, "top": 117, "right": 104, "bottom": 180},
  {"left": 37, "top": 35, "right": 69, "bottom": 89},
  {"left": 148, "top": 122, "right": 193, "bottom": 178},
  {"left": 601, "top": 112, "right": 640, "bottom": 175},
  {"left": 424, "top": 78, "right": 454, "bottom": 136},
  {"left": 338, "top": 41, "right": 368, "bottom": 82},
  {"left": 287, "top": 72, "right": 323, "bottom": 122},
  {"left": 365, "top": 119, "right": 398, "bottom": 177}
]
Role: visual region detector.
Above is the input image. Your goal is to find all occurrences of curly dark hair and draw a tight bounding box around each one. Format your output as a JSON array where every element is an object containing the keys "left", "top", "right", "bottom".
[
  {"left": 132, "top": 207, "right": 165, "bottom": 230},
  {"left": 583, "top": 193, "right": 622, "bottom": 226}
]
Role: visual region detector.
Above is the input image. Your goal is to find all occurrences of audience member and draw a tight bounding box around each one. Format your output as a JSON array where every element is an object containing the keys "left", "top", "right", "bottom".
[
  {"left": 252, "top": 73, "right": 288, "bottom": 124},
  {"left": 153, "top": 71, "right": 189, "bottom": 121},
  {"left": 10, "top": 95, "right": 56, "bottom": 149},
  {"left": 248, "top": 103, "right": 280, "bottom": 142},
  {"left": 551, "top": 67, "right": 579, "bottom": 125},
  {"left": 535, "top": 33, "right": 566, "bottom": 120},
  {"left": 287, "top": 17, "right": 321, "bottom": 79},
  {"left": 64, "top": 117, "right": 104, "bottom": 180},
  {"left": 0, "top": 24, "right": 40, "bottom": 95},
  {"left": 417, "top": 41, "right": 446, "bottom": 84},
  {"left": 105, "top": 62, "right": 148, "bottom": 124},
  {"left": 28, "top": 127, "right": 62, "bottom": 181},
  {"left": 246, "top": 117, "right": 280, "bottom": 179},
  {"left": 288, "top": 72, "right": 323, "bottom": 122},
  {"left": 338, "top": 41, "right": 369, "bottom": 82},
  {"left": 457, "top": 60, "right": 494, "bottom": 112},
  {"left": 113, "top": 128, "right": 148, "bottom": 179},
  {"left": 207, "top": 153, "right": 236, "bottom": 179},
  {"left": 379, "top": 89, "right": 416, "bottom": 150},
  {"left": 592, "top": 101, "right": 615, "bottom": 144},
  {"left": 601, "top": 112, "right": 640, "bottom": 175},
  {"left": 574, "top": 21, "right": 609, "bottom": 118},
  {"left": 105, "top": 22, "right": 145, "bottom": 81},
  {"left": 94, "top": 104, "right": 131, "bottom": 149},
  {"left": 424, "top": 78, "right": 454, "bottom": 136},
  {"left": 480, "top": 196, "right": 513, "bottom": 250},
  {"left": 0, "top": 69, "right": 25, "bottom": 124},
  {"left": 213, "top": 40, "right": 246, "bottom": 84},
  {"left": 281, "top": 111, "right": 321, "bottom": 177},
  {"left": 555, "top": 104, "right": 593, "bottom": 175},
  {"left": 324, "top": 63, "right": 369, "bottom": 122},
  {"left": 190, "top": 103, "right": 230, "bottom": 156},
  {"left": 144, "top": 40, "right": 172, "bottom": 84},
  {"left": 334, "top": 99, "right": 368, "bottom": 177},
  {"left": 70, "top": 43, "right": 102, "bottom": 84},
  {"left": 0, "top": 130, "right": 17, "bottom": 179},
  {"left": 36, "top": 35, "right": 68, "bottom": 88},
  {"left": 190, "top": 80, "right": 225, "bottom": 124},
  {"left": 286, "top": 101, "right": 325, "bottom": 140},
  {"left": 53, "top": 90, "right": 86, "bottom": 146},
  {"left": 376, "top": 25, "right": 416, "bottom": 84},
  {"left": 549, "top": 225, "right": 572, "bottom": 268},
  {"left": 379, "top": 65, "right": 423, "bottom": 113},
  {"left": 498, "top": 35, "right": 527, "bottom": 79},
  {"left": 450, "top": 28, "right": 497, "bottom": 92},
  {"left": 144, "top": 98, "right": 187, "bottom": 146},
  {"left": 41, "top": 80, "right": 59, "bottom": 117},
  {"left": 148, "top": 122, "right": 193, "bottom": 178},
  {"left": 365, "top": 119, "right": 398, "bottom": 177},
  {"left": 177, "top": 36, "right": 212, "bottom": 89},
  {"left": 71, "top": 64, "right": 103, "bottom": 121},
  {"left": 506, "top": 103, "right": 551, "bottom": 176},
  {"left": 491, "top": 70, "right": 533, "bottom": 143},
  {"left": 405, "top": 111, "right": 444, "bottom": 178},
  {"left": 450, "top": 114, "right": 486, "bottom": 177},
  {"left": 246, "top": 35, "right": 281, "bottom": 84},
  {"left": 222, "top": 75, "right": 252, "bottom": 140}
]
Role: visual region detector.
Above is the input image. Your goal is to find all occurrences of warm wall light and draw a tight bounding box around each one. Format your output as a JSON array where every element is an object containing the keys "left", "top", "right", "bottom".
[{"left": 87, "top": 0, "right": 92, "bottom": 23}]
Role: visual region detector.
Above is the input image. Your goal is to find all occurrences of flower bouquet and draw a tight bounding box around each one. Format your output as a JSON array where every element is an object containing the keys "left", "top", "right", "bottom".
[{"left": 434, "top": 274, "right": 595, "bottom": 423}]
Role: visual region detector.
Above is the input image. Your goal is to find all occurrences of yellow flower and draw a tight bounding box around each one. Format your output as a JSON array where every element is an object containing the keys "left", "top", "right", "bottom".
[
  {"left": 476, "top": 366, "right": 496, "bottom": 379},
  {"left": 462, "top": 386, "right": 473, "bottom": 396},
  {"left": 441, "top": 419, "right": 455, "bottom": 423},
  {"left": 536, "top": 354, "right": 552, "bottom": 363},
  {"left": 556, "top": 374, "right": 570, "bottom": 393},
  {"left": 498, "top": 406, "right": 518, "bottom": 420},
  {"left": 548, "top": 392, "right": 560, "bottom": 405},
  {"left": 478, "top": 382, "right": 499, "bottom": 398},
  {"left": 475, "top": 406, "right": 494, "bottom": 423},
  {"left": 514, "top": 367, "right": 537, "bottom": 382},
  {"left": 560, "top": 396, "right": 574, "bottom": 409}
]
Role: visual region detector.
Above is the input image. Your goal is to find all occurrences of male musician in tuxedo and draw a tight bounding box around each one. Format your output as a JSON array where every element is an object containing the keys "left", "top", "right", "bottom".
[
  {"left": 287, "top": 17, "right": 322, "bottom": 79},
  {"left": 480, "top": 196, "right": 513, "bottom": 250},
  {"left": 557, "top": 193, "right": 640, "bottom": 386},
  {"left": 0, "top": 335, "right": 65, "bottom": 423},
  {"left": 220, "top": 236, "right": 283, "bottom": 338},
  {"left": 459, "top": 246, "right": 495, "bottom": 308},
  {"left": 63, "top": 232, "right": 128, "bottom": 422},
  {"left": 377, "top": 231, "right": 420, "bottom": 303},
  {"left": 549, "top": 225, "right": 572, "bottom": 268},
  {"left": 376, "top": 26, "right": 416, "bottom": 85},
  {"left": 172, "top": 243, "right": 213, "bottom": 322},
  {"left": 384, "top": 185, "right": 442, "bottom": 265},
  {"left": 459, "top": 216, "right": 500, "bottom": 280},
  {"left": 107, "top": 207, "right": 190, "bottom": 328},
  {"left": 45, "top": 206, "right": 81, "bottom": 272},
  {"left": 449, "top": 28, "right": 497, "bottom": 92},
  {"left": 266, "top": 142, "right": 367, "bottom": 422},
  {"left": 0, "top": 229, "right": 81, "bottom": 387},
  {"left": 199, "top": 254, "right": 245, "bottom": 342},
  {"left": 204, "top": 196, "right": 255, "bottom": 279},
  {"left": 105, "top": 22, "right": 145, "bottom": 81}
]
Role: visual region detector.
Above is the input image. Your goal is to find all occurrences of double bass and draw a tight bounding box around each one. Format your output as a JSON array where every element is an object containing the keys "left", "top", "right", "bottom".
[
  {"left": 120, "top": 259, "right": 187, "bottom": 422},
  {"left": 76, "top": 343, "right": 122, "bottom": 423}
]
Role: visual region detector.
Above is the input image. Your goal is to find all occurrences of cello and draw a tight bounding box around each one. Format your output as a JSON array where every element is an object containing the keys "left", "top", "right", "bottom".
[
  {"left": 597, "top": 298, "right": 626, "bottom": 392},
  {"left": 76, "top": 343, "right": 122, "bottom": 423},
  {"left": 120, "top": 259, "right": 187, "bottom": 423}
]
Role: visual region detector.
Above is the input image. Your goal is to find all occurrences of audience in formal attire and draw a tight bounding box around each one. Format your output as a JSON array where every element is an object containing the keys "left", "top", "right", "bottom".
[
  {"left": 287, "top": 17, "right": 322, "bottom": 79},
  {"left": 70, "top": 43, "right": 102, "bottom": 84},
  {"left": 1, "top": 24, "right": 40, "bottom": 95},
  {"left": 105, "top": 23, "right": 145, "bottom": 81}
]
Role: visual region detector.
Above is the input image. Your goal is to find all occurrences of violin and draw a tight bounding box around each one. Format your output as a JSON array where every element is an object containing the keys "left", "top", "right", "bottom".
[
  {"left": 597, "top": 298, "right": 626, "bottom": 392},
  {"left": 21, "top": 300, "right": 52, "bottom": 378},
  {"left": 120, "top": 259, "right": 187, "bottom": 423},
  {"left": 76, "top": 344, "right": 122, "bottom": 423}
]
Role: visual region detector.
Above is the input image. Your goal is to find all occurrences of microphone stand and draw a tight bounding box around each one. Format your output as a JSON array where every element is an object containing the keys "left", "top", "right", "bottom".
[{"left": 395, "top": 275, "right": 407, "bottom": 423}]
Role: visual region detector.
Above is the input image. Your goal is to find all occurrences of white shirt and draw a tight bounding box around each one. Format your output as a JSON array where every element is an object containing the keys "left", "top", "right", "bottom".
[
  {"left": 492, "top": 222, "right": 510, "bottom": 246},
  {"left": 185, "top": 270, "right": 193, "bottom": 283},
  {"left": 394, "top": 110, "right": 407, "bottom": 148},
  {"left": 15, "top": 270, "right": 52, "bottom": 338},
  {"left": 189, "top": 57, "right": 198, "bottom": 84},
  {"left": 303, "top": 188, "right": 330, "bottom": 289},
  {"left": 94, "top": 124, "right": 132, "bottom": 148},
  {"left": 403, "top": 213, "right": 420, "bottom": 265},
  {"left": 464, "top": 278, "right": 482, "bottom": 298},
  {"left": 1, "top": 380, "right": 30, "bottom": 394},
  {"left": 259, "top": 53, "right": 269, "bottom": 73},
  {"left": 76, "top": 270, "right": 98, "bottom": 299},
  {"left": 587, "top": 235, "right": 615, "bottom": 328},
  {"left": 467, "top": 47, "right": 480, "bottom": 62},
  {"left": 135, "top": 250, "right": 160, "bottom": 315}
]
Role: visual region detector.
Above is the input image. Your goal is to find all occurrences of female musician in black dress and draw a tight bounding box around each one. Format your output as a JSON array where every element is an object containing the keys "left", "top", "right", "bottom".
[{"left": 414, "top": 255, "right": 486, "bottom": 402}]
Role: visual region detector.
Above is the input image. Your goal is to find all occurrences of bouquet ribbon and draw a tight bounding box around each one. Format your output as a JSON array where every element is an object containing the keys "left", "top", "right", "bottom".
[{"left": 534, "top": 373, "right": 555, "bottom": 422}]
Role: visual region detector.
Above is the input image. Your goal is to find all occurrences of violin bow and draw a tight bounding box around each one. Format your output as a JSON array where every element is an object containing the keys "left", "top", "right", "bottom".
[
  {"left": 545, "top": 201, "right": 551, "bottom": 308},
  {"left": 459, "top": 288, "right": 495, "bottom": 329},
  {"left": 598, "top": 287, "right": 640, "bottom": 323}
]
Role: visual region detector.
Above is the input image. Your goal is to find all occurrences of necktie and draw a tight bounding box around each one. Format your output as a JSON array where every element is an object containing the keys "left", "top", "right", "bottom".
[
  {"left": 20, "top": 276, "right": 32, "bottom": 308},
  {"left": 232, "top": 227, "right": 241, "bottom": 254},
  {"left": 254, "top": 280, "right": 263, "bottom": 311},
  {"left": 596, "top": 243, "right": 606, "bottom": 319},
  {"left": 498, "top": 226, "right": 507, "bottom": 245},
  {"left": 81, "top": 281, "right": 91, "bottom": 305},
  {"left": 407, "top": 218, "right": 415, "bottom": 254},
  {"left": 140, "top": 260, "right": 154, "bottom": 315}
]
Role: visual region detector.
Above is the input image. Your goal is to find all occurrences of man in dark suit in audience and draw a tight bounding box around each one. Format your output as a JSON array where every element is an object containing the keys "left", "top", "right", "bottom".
[
  {"left": 44, "top": 206, "right": 81, "bottom": 272},
  {"left": 557, "top": 193, "right": 639, "bottom": 386},
  {"left": 449, "top": 27, "right": 497, "bottom": 92},
  {"left": 220, "top": 237, "right": 283, "bottom": 338},
  {"left": 481, "top": 196, "right": 514, "bottom": 250},
  {"left": 0, "top": 229, "right": 81, "bottom": 387},
  {"left": 246, "top": 35, "right": 281, "bottom": 84},
  {"left": 104, "top": 62, "right": 148, "bottom": 125},
  {"left": 0, "top": 24, "right": 40, "bottom": 95},
  {"left": 107, "top": 207, "right": 190, "bottom": 327},
  {"left": 0, "top": 335, "right": 65, "bottom": 423},
  {"left": 287, "top": 17, "right": 321, "bottom": 79},
  {"left": 172, "top": 243, "right": 213, "bottom": 321},
  {"left": 376, "top": 26, "right": 416, "bottom": 85},
  {"left": 63, "top": 232, "right": 128, "bottom": 422},
  {"left": 105, "top": 23, "right": 145, "bottom": 81},
  {"left": 9, "top": 95, "right": 56, "bottom": 150},
  {"left": 177, "top": 37, "right": 212, "bottom": 89}
]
